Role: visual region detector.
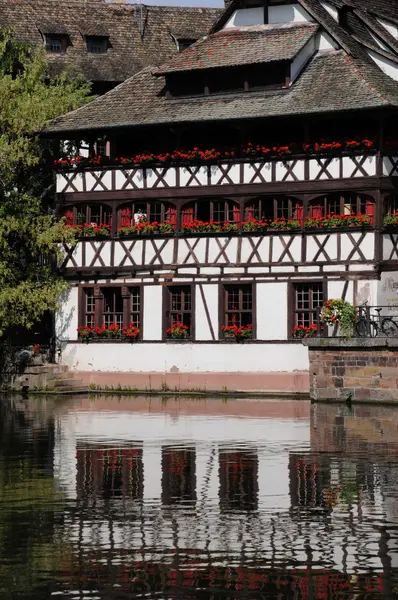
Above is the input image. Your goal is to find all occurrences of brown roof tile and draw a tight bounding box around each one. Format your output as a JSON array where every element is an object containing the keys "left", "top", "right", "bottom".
[
  {"left": 155, "top": 22, "right": 318, "bottom": 75},
  {"left": 0, "top": 0, "right": 221, "bottom": 83}
]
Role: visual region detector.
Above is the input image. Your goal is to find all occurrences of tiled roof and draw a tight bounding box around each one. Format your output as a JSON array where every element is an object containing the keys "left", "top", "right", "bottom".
[
  {"left": 0, "top": 0, "right": 221, "bottom": 83},
  {"left": 45, "top": 50, "right": 396, "bottom": 134},
  {"left": 154, "top": 23, "right": 318, "bottom": 76}
]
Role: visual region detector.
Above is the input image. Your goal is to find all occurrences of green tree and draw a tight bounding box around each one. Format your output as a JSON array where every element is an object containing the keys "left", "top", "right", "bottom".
[{"left": 0, "top": 28, "right": 92, "bottom": 334}]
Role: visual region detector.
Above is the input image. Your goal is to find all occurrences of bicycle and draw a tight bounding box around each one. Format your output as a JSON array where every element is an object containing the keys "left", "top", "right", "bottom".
[{"left": 355, "top": 305, "right": 398, "bottom": 338}]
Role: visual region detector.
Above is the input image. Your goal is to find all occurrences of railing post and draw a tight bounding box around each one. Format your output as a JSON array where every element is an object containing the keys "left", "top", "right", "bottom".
[
  {"left": 365, "top": 305, "right": 371, "bottom": 337},
  {"left": 316, "top": 307, "right": 322, "bottom": 337}
]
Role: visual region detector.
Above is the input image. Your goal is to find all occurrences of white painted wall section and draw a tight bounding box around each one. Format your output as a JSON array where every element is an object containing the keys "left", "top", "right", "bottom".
[
  {"left": 61, "top": 342, "right": 309, "bottom": 373},
  {"left": 56, "top": 286, "right": 78, "bottom": 341},
  {"left": 268, "top": 4, "right": 313, "bottom": 24},
  {"left": 328, "top": 280, "right": 354, "bottom": 304},
  {"left": 143, "top": 286, "right": 162, "bottom": 340},
  {"left": 368, "top": 50, "right": 398, "bottom": 82},
  {"left": 320, "top": 1, "right": 338, "bottom": 22},
  {"left": 257, "top": 282, "right": 288, "bottom": 340},
  {"left": 224, "top": 7, "right": 264, "bottom": 28},
  {"left": 290, "top": 36, "right": 316, "bottom": 83},
  {"left": 195, "top": 284, "right": 218, "bottom": 340},
  {"left": 377, "top": 18, "right": 398, "bottom": 40},
  {"left": 317, "top": 31, "right": 339, "bottom": 51}
]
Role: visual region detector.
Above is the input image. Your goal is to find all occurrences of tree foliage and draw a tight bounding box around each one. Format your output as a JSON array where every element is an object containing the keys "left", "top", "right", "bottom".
[{"left": 0, "top": 28, "right": 92, "bottom": 334}]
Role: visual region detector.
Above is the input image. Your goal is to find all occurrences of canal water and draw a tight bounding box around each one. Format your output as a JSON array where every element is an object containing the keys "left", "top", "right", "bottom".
[{"left": 0, "top": 396, "right": 398, "bottom": 599}]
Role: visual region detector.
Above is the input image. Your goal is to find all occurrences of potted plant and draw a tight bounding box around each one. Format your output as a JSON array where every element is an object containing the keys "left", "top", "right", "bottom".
[
  {"left": 166, "top": 321, "right": 189, "bottom": 339},
  {"left": 77, "top": 325, "right": 93, "bottom": 342},
  {"left": 292, "top": 324, "right": 317, "bottom": 339},
  {"left": 107, "top": 324, "right": 122, "bottom": 339},
  {"left": 123, "top": 322, "right": 140, "bottom": 340},
  {"left": 320, "top": 299, "right": 358, "bottom": 337},
  {"left": 222, "top": 324, "right": 253, "bottom": 340}
]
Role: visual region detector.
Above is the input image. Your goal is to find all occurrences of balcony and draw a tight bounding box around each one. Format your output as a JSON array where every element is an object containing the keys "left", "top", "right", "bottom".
[{"left": 55, "top": 152, "right": 388, "bottom": 196}]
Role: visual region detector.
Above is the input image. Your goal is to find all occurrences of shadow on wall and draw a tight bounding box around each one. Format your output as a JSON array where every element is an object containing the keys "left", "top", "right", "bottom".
[{"left": 56, "top": 287, "right": 75, "bottom": 361}]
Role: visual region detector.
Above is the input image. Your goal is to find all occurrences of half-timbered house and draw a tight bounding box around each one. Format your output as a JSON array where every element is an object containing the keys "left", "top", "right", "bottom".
[{"left": 46, "top": 0, "right": 398, "bottom": 392}]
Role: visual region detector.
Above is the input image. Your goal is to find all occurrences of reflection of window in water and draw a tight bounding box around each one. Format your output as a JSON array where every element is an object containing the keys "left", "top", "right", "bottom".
[
  {"left": 76, "top": 445, "right": 143, "bottom": 501},
  {"left": 289, "top": 454, "right": 331, "bottom": 508},
  {"left": 219, "top": 450, "right": 258, "bottom": 511},
  {"left": 162, "top": 447, "right": 196, "bottom": 505}
]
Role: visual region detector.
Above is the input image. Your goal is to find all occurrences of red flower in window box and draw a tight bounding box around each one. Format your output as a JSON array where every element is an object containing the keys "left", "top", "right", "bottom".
[
  {"left": 292, "top": 324, "right": 317, "bottom": 339},
  {"left": 222, "top": 324, "right": 253, "bottom": 339},
  {"left": 77, "top": 325, "right": 93, "bottom": 341},
  {"left": 166, "top": 321, "right": 189, "bottom": 339},
  {"left": 122, "top": 322, "right": 140, "bottom": 339}
]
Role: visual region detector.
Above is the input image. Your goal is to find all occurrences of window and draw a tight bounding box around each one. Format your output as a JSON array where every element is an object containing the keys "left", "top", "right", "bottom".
[
  {"left": 83, "top": 289, "right": 95, "bottom": 327},
  {"left": 118, "top": 202, "right": 176, "bottom": 228},
  {"left": 178, "top": 38, "right": 195, "bottom": 52},
  {"left": 95, "top": 139, "right": 108, "bottom": 156},
  {"left": 309, "top": 193, "right": 375, "bottom": 223},
  {"left": 103, "top": 288, "right": 123, "bottom": 328},
  {"left": 222, "top": 284, "right": 253, "bottom": 329},
  {"left": 165, "top": 286, "right": 193, "bottom": 338},
  {"left": 181, "top": 199, "right": 240, "bottom": 227},
  {"left": 80, "top": 286, "right": 141, "bottom": 335},
  {"left": 45, "top": 34, "right": 68, "bottom": 53},
  {"left": 292, "top": 282, "right": 324, "bottom": 329},
  {"left": 385, "top": 194, "right": 398, "bottom": 216},
  {"left": 86, "top": 36, "right": 108, "bottom": 54},
  {"left": 64, "top": 204, "right": 112, "bottom": 227},
  {"left": 245, "top": 196, "right": 303, "bottom": 223}
]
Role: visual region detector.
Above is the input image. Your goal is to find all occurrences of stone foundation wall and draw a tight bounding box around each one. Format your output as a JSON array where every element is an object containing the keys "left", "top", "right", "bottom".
[{"left": 305, "top": 339, "right": 398, "bottom": 403}]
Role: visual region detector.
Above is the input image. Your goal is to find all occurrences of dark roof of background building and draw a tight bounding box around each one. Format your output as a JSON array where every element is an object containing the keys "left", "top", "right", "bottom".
[
  {"left": 0, "top": 0, "right": 221, "bottom": 83},
  {"left": 154, "top": 22, "right": 318, "bottom": 75}
]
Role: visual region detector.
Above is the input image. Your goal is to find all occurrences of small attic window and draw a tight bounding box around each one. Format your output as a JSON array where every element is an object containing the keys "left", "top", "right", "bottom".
[
  {"left": 45, "top": 34, "right": 69, "bottom": 53},
  {"left": 86, "top": 36, "right": 108, "bottom": 54},
  {"left": 178, "top": 39, "right": 196, "bottom": 52}
]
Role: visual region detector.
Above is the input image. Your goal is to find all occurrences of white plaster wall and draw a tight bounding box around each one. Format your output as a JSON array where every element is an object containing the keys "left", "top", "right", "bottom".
[
  {"left": 327, "top": 280, "right": 354, "bottom": 304},
  {"left": 356, "top": 279, "right": 379, "bottom": 307},
  {"left": 61, "top": 342, "right": 309, "bottom": 373},
  {"left": 56, "top": 286, "right": 78, "bottom": 341},
  {"left": 377, "top": 272, "right": 398, "bottom": 317},
  {"left": 320, "top": 1, "right": 338, "bottom": 22},
  {"left": 291, "top": 37, "right": 316, "bottom": 83},
  {"left": 195, "top": 284, "right": 218, "bottom": 340},
  {"left": 268, "top": 4, "right": 313, "bottom": 24},
  {"left": 257, "top": 282, "right": 288, "bottom": 340},
  {"left": 377, "top": 18, "right": 398, "bottom": 40},
  {"left": 143, "top": 286, "right": 162, "bottom": 340},
  {"left": 368, "top": 50, "right": 398, "bottom": 82},
  {"left": 317, "top": 31, "right": 339, "bottom": 51},
  {"left": 224, "top": 7, "right": 264, "bottom": 28}
]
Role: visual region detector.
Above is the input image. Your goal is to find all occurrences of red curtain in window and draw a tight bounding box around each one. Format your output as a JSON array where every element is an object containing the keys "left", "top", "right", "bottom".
[
  {"left": 310, "top": 203, "right": 323, "bottom": 219},
  {"left": 182, "top": 206, "right": 194, "bottom": 226},
  {"left": 120, "top": 206, "right": 132, "bottom": 227},
  {"left": 64, "top": 209, "right": 73, "bottom": 225},
  {"left": 233, "top": 204, "right": 241, "bottom": 223},
  {"left": 294, "top": 202, "right": 304, "bottom": 226},
  {"left": 167, "top": 207, "right": 177, "bottom": 228},
  {"left": 246, "top": 205, "right": 255, "bottom": 220},
  {"left": 365, "top": 199, "right": 375, "bottom": 224}
]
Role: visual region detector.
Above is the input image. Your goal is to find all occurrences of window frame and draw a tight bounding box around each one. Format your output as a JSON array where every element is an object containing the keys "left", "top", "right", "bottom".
[
  {"left": 78, "top": 285, "right": 143, "bottom": 338},
  {"left": 163, "top": 284, "right": 195, "bottom": 341},
  {"left": 181, "top": 198, "right": 241, "bottom": 227},
  {"left": 288, "top": 280, "right": 327, "bottom": 338},
  {"left": 86, "top": 35, "right": 108, "bottom": 54},
  {"left": 65, "top": 204, "right": 113, "bottom": 228},
  {"left": 219, "top": 283, "right": 256, "bottom": 340},
  {"left": 244, "top": 196, "right": 303, "bottom": 222},
  {"left": 118, "top": 201, "right": 177, "bottom": 229},
  {"left": 45, "top": 34, "right": 68, "bottom": 53},
  {"left": 309, "top": 193, "right": 375, "bottom": 221}
]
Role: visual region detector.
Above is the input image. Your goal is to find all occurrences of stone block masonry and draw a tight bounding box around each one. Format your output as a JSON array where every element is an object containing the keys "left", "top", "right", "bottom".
[{"left": 304, "top": 339, "right": 398, "bottom": 403}]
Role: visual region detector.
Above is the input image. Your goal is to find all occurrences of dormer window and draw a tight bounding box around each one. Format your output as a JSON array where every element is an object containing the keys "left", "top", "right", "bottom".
[
  {"left": 178, "top": 39, "right": 196, "bottom": 52},
  {"left": 86, "top": 36, "right": 108, "bottom": 54},
  {"left": 45, "top": 34, "right": 69, "bottom": 54},
  {"left": 166, "top": 62, "right": 289, "bottom": 98}
]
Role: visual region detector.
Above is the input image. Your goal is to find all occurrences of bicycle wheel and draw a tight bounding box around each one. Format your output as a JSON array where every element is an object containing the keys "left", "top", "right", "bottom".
[
  {"left": 381, "top": 318, "right": 398, "bottom": 338},
  {"left": 356, "top": 319, "right": 378, "bottom": 337}
]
